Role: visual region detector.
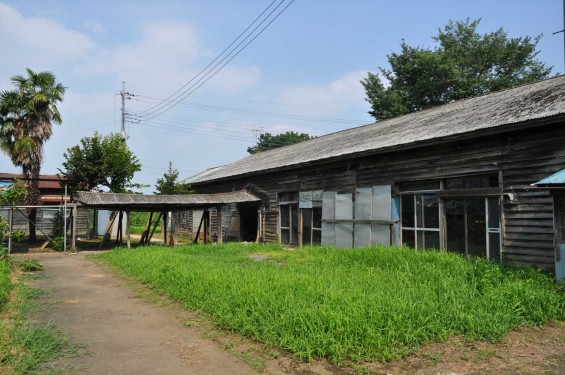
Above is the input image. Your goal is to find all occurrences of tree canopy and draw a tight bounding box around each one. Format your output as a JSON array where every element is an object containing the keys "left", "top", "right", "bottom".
[
  {"left": 247, "top": 131, "right": 313, "bottom": 154},
  {"left": 60, "top": 132, "right": 142, "bottom": 193},
  {"left": 154, "top": 161, "right": 192, "bottom": 195},
  {"left": 0, "top": 68, "right": 65, "bottom": 242},
  {"left": 361, "top": 18, "right": 552, "bottom": 121}
]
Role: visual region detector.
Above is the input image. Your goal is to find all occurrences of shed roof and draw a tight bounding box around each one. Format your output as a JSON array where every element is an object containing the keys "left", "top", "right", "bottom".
[
  {"left": 532, "top": 169, "right": 565, "bottom": 186},
  {"left": 190, "top": 76, "right": 565, "bottom": 185},
  {"left": 74, "top": 191, "right": 261, "bottom": 211}
]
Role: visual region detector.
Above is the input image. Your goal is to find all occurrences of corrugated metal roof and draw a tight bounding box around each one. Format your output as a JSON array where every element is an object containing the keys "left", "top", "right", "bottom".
[
  {"left": 533, "top": 169, "right": 565, "bottom": 186},
  {"left": 74, "top": 191, "right": 261, "bottom": 209},
  {"left": 190, "top": 76, "right": 565, "bottom": 184}
]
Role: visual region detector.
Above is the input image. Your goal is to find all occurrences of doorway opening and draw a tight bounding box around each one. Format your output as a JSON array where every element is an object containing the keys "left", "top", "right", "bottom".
[{"left": 238, "top": 204, "right": 259, "bottom": 242}]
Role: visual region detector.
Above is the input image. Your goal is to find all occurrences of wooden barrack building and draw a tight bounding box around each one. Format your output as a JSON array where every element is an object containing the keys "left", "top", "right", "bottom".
[{"left": 187, "top": 76, "right": 565, "bottom": 277}]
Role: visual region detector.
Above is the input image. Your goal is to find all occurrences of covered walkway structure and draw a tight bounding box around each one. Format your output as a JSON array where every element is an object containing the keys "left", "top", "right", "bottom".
[{"left": 73, "top": 190, "right": 261, "bottom": 248}]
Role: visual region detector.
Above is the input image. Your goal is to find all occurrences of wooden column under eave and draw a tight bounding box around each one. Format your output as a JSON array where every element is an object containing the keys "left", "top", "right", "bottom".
[
  {"left": 162, "top": 211, "right": 168, "bottom": 245},
  {"left": 216, "top": 206, "right": 223, "bottom": 244},
  {"left": 203, "top": 209, "right": 209, "bottom": 243},
  {"left": 126, "top": 210, "right": 131, "bottom": 248}
]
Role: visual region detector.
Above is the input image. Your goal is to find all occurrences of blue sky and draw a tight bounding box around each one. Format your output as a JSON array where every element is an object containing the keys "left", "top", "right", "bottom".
[{"left": 1, "top": 0, "right": 563, "bottom": 192}]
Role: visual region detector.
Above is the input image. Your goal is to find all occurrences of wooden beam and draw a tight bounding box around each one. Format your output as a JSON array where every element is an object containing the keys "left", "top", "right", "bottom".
[
  {"left": 204, "top": 209, "right": 209, "bottom": 243},
  {"left": 193, "top": 210, "right": 205, "bottom": 244},
  {"left": 147, "top": 212, "right": 163, "bottom": 243},
  {"left": 217, "top": 206, "right": 223, "bottom": 244},
  {"left": 162, "top": 211, "right": 168, "bottom": 245},
  {"left": 140, "top": 211, "right": 153, "bottom": 244},
  {"left": 126, "top": 210, "right": 131, "bottom": 249}
]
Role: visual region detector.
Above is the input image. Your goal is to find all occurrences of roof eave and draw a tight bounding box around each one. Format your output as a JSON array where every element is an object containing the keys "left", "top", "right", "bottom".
[{"left": 191, "top": 114, "right": 565, "bottom": 186}]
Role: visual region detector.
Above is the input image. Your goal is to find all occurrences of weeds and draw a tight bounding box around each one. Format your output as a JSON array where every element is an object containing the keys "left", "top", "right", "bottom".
[
  {"left": 19, "top": 259, "right": 44, "bottom": 272},
  {"left": 98, "top": 243, "right": 565, "bottom": 363},
  {"left": 0, "top": 258, "right": 80, "bottom": 374}
]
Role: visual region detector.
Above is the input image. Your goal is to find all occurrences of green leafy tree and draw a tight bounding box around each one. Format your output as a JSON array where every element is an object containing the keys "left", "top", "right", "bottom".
[
  {"left": 0, "top": 68, "right": 65, "bottom": 242},
  {"left": 247, "top": 131, "right": 313, "bottom": 154},
  {"left": 154, "top": 161, "right": 192, "bottom": 195},
  {"left": 60, "top": 132, "right": 142, "bottom": 193},
  {"left": 361, "top": 18, "right": 552, "bottom": 121}
]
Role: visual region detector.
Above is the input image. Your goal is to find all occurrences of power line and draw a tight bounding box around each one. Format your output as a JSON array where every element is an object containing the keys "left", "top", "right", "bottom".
[
  {"left": 136, "top": 0, "right": 279, "bottom": 116},
  {"left": 127, "top": 81, "right": 369, "bottom": 114},
  {"left": 132, "top": 95, "right": 362, "bottom": 125},
  {"left": 138, "top": 0, "right": 295, "bottom": 121}
]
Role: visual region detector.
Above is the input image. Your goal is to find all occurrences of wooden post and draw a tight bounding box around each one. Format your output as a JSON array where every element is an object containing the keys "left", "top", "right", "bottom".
[
  {"left": 147, "top": 212, "right": 162, "bottom": 243},
  {"left": 255, "top": 208, "right": 261, "bottom": 243},
  {"left": 71, "top": 204, "right": 77, "bottom": 252},
  {"left": 102, "top": 211, "right": 117, "bottom": 243},
  {"left": 203, "top": 209, "right": 209, "bottom": 243},
  {"left": 193, "top": 211, "right": 205, "bottom": 244},
  {"left": 298, "top": 208, "right": 303, "bottom": 247},
  {"left": 168, "top": 211, "right": 175, "bottom": 247},
  {"left": 216, "top": 206, "right": 223, "bottom": 244},
  {"left": 126, "top": 210, "right": 131, "bottom": 249},
  {"left": 117, "top": 210, "right": 124, "bottom": 244},
  {"left": 141, "top": 211, "right": 154, "bottom": 244},
  {"left": 162, "top": 211, "right": 168, "bottom": 245}
]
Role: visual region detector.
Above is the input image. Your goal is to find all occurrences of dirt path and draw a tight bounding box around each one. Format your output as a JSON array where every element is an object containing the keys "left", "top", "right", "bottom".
[{"left": 27, "top": 251, "right": 258, "bottom": 375}]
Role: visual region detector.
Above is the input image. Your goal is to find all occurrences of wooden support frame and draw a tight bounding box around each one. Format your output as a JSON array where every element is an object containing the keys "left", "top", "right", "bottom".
[
  {"left": 126, "top": 210, "right": 131, "bottom": 248},
  {"left": 146, "top": 212, "right": 163, "bottom": 244},
  {"left": 216, "top": 206, "right": 223, "bottom": 244}
]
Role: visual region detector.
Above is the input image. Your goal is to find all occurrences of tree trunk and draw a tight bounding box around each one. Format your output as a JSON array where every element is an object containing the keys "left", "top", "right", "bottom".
[{"left": 26, "top": 166, "right": 41, "bottom": 243}]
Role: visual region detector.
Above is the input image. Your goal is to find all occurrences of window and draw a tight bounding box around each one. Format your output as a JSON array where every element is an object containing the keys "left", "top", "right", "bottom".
[
  {"left": 279, "top": 192, "right": 298, "bottom": 245},
  {"left": 401, "top": 194, "right": 440, "bottom": 249},
  {"left": 445, "top": 197, "right": 501, "bottom": 260},
  {"left": 301, "top": 207, "right": 322, "bottom": 245},
  {"left": 445, "top": 174, "right": 498, "bottom": 190}
]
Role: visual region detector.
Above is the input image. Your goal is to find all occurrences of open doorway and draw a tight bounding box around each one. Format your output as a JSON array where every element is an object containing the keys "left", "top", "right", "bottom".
[{"left": 238, "top": 204, "right": 259, "bottom": 242}]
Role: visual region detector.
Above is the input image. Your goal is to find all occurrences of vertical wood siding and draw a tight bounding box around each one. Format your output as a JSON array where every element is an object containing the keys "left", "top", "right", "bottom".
[{"left": 193, "top": 122, "right": 564, "bottom": 270}]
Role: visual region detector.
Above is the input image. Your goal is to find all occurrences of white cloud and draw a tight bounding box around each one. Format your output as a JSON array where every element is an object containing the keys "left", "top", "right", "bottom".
[
  {"left": 0, "top": 3, "right": 95, "bottom": 68},
  {"left": 204, "top": 65, "right": 261, "bottom": 94},
  {"left": 275, "top": 71, "right": 368, "bottom": 116},
  {"left": 83, "top": 21, "right": 105, "bottom": 35}
]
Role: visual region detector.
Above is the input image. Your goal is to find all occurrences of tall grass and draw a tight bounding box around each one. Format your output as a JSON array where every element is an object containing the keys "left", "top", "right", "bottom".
[
  {"left": 0, "top": 258, "right": 11, "bottom": 310},
  {"left": 99, "top": 244, "right": 565, "bottom": 362}
]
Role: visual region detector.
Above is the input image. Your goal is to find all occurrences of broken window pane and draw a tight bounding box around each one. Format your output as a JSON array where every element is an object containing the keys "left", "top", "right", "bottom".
[{"left": 402, "top": 194, "right": 415, "bottom": 227}]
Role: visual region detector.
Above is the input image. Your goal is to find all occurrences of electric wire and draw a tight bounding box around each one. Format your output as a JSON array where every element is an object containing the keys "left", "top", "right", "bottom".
[
  {"left": 138, "top": 0, "right": 295, "bottom": 121},
  {"left": 127, "top": 81, "right": 369, "bottom": 114},
  {"left": 131, "top": 94, "right": 361, "bottom": 125}
]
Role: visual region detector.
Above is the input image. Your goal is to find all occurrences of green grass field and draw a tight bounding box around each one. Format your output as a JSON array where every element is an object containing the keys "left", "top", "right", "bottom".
[{"left": 98, "top": 244, "right": 565, "bottom": 363}]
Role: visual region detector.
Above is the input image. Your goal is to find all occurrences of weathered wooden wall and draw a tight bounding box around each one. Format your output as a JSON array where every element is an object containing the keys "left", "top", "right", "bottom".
[{"left": 193, "top": 121, "right": 564, "bottom": 270}]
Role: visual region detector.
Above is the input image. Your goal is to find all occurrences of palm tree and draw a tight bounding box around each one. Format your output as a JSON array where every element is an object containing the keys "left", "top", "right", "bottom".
[{"left": 0, "top": 68, "right": 65, "bottom": 242}]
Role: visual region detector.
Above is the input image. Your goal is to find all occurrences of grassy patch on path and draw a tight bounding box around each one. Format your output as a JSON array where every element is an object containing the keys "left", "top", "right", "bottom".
[
  {"left": 0, "top": 258, "right": 80, "bottom": 374},
  {"left": 98, "top": 244, "right": 565, "bottom": 363}
]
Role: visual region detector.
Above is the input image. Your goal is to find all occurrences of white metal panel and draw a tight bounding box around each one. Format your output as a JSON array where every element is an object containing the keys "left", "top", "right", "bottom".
[
  {"left": 372, "top": 185, "right": 392, "bottom": 221},
  {"left": 335, "top": 194, "right": 353, "bottom": 220},
  {"left": 322, "top": 192, "right": 336, "bottom": 220}
]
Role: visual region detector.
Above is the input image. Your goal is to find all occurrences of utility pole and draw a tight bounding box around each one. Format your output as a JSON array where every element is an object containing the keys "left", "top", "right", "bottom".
[
  {"left": 120, "top": 82, "right": 127, "bottom": 141},
  {"left": 554, "top": 0, "right": 565, "bottom": 71},
  {"left": 251, "top": 127, "right": 264, "bottom": 143},
  {"left": 119, "top": 82, "right": 136, "bottom": 142}
]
